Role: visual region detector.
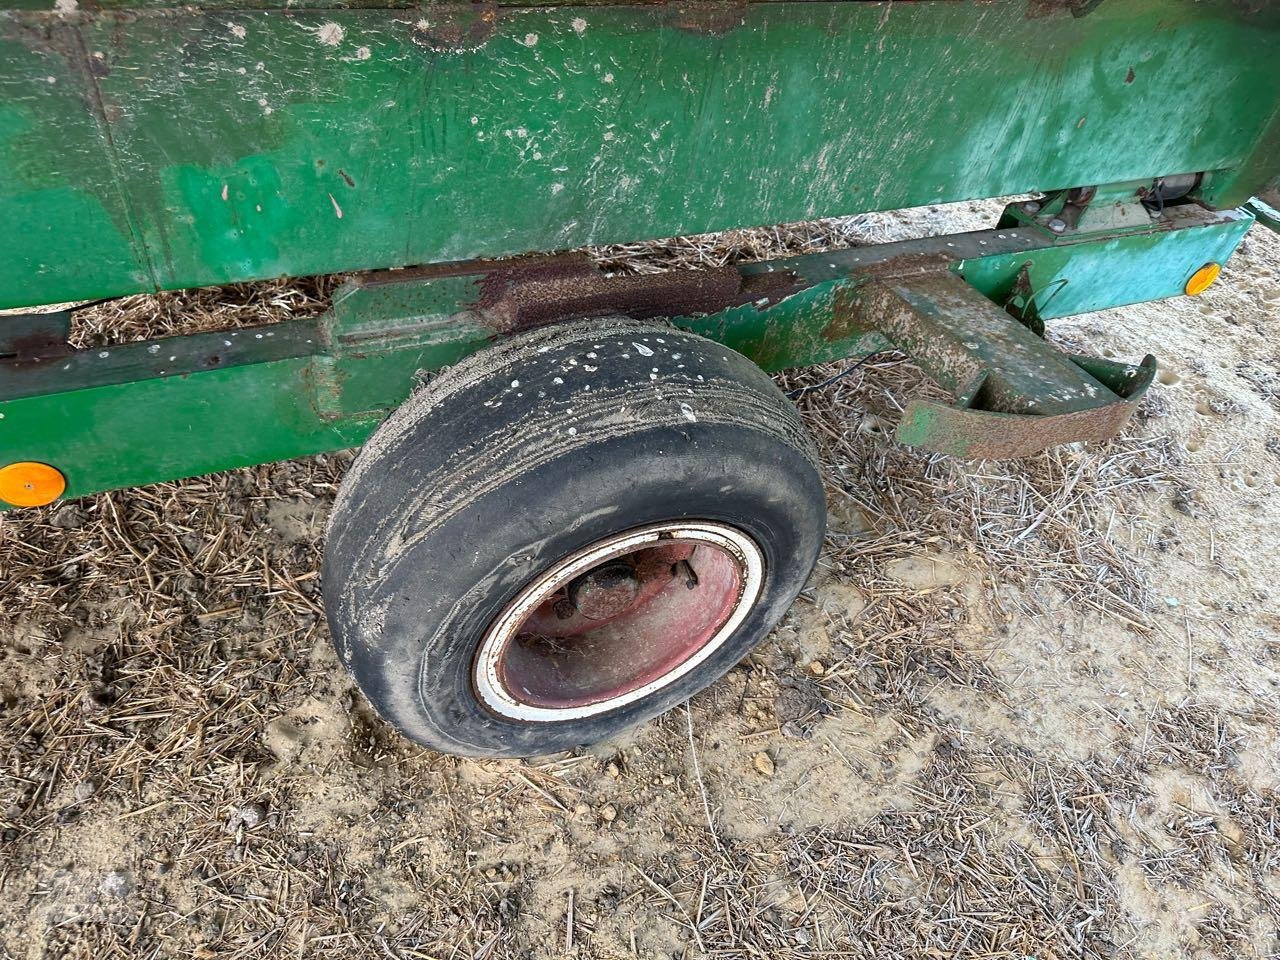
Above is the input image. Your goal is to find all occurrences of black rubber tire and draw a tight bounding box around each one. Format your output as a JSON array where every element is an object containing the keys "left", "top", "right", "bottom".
[{"left": 322, "top": 318, "right": 825, "bottom": 758}]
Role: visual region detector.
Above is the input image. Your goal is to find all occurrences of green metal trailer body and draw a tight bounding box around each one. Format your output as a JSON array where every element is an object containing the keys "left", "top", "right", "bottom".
[
  {"left": 1, "top": 0, "right": 1279, "bottom": 505},
  {"left": 2, "top": 0, "right": 1278, "bottom": 308}
]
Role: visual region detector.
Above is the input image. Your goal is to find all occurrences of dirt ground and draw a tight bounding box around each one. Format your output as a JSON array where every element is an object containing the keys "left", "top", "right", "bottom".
[{"left": 2, "top": 208, "right": 1278, "bottom": 960}]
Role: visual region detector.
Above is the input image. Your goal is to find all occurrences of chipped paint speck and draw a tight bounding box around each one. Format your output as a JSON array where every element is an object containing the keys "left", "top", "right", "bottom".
[{"left": 317, "top": 22, "right": 345, "bottom": 46}]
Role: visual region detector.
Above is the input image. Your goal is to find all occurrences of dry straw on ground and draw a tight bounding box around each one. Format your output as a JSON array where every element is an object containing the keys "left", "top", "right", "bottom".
[{"left": 2, "top": 206, "right": 1278, "bottom": 959}]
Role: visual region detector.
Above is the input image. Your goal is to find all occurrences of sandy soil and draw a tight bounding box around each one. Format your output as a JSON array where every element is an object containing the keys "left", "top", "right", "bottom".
[{"left": 1, "top": 211, "right": 1278, "bottom": 960}]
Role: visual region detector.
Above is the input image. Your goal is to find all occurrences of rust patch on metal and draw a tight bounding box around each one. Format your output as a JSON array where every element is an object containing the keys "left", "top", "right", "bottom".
[
  {"left": 665, "top": 1, "right": 748, "bottom": 35},
  {"left": 472, "top": 254, "right": 798, "bottom": 333},
  {"left": 898, "top": 354, "right": 1156, "bottom": 459},
  {"left": 823, "top": 282, "right": 868, "bottom": 344},
  {"left": 898, "top": 359, "right": 1154, "bottom": 459},
  {"left": 824, "top": 252, "right": 1159, "bottom": 457},
  {"left": 823, "top": 253, "right": 955, "bottom": 343},
  {"left": 0, "top": 311, "right": 73, "bottom": 367},
  {"left": 898, "top": 398, "right": 1134, "bottom": 459},
  {"left": 846, "top": 253, "right": 956, "bottom": 280},
  {"left": 1026, "top": 0, "right": 1104, "bottom": 17},
  {"left": 410, "top": 4, "right": 498, "bottom": 51}
]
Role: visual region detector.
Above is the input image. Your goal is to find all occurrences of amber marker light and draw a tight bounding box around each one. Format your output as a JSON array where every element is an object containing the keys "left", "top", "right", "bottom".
[
  {"left": 0, "top": 461, "right": 67, "bottom": 508},
  {"left": 1185, "top": 262, "right": 1222, "bottom": 297}
]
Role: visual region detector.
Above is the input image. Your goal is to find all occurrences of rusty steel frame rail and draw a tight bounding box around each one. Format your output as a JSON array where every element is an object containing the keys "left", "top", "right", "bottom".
[{"left": 0, "top": 199, "right": 1256, "bottom": 504}]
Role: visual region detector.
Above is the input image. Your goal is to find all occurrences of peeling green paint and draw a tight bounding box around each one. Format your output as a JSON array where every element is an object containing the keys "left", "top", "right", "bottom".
[{"left": 2, "top": 0, "right": 1277, "bottom": 308}]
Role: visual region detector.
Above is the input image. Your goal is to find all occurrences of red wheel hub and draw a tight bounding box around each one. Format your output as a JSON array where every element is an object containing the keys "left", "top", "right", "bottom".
[{"left": 472, "top": 523, "right": 764, "bottom": 722}]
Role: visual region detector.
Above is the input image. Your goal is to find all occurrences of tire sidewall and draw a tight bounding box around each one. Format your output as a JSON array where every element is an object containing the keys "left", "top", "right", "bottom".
[{"left": 353, "top": 422, "right": 823, "bottom": 757}]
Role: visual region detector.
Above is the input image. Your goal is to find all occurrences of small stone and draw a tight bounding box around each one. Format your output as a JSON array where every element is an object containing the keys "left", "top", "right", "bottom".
[
  {"left": 1164, "top": 596, "right": 1180, "bottom": 608},
  {"left": 226, "top": 801, "right": 267, "bottom": 831},
  {"left": 780, "top": 720, "right": 808, "bottom": 740},
  {"left": 808, "top": 661, "right": 825, "bottom": 677},
  {"left": 604, "top": 762, "right": 620, "bottom": 778},
  {"left": 99, "top": 869, "right": 133, "bottom": 899},
  {"left": 599, "top": 803, "right": 617, "bottom": 823},
  {"left": 573, "top": 802, "right": 589, "bottom": 817},
  {"left": 498, "top": 896, "right": 520, "bottom": 920},
  {"left": 753, "top": 752, "right": 775, "bottom": 777},
  {"left": 74, "top": 780, "right": 98, "bottom": 801},
  {"left": 49, "top": 505, "right": 86, "bottom": 530},
  {"left": 83, "top": 683, "right": 117, "bottom": 711}
]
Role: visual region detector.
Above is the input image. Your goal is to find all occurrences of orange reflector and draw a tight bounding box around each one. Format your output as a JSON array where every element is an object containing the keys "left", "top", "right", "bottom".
[
  {"left": 1185, "top": 262, "right": 1221, "bottom": 297},
  {"left": 0, "top": 461, "right": 67, "bottom": 508}
]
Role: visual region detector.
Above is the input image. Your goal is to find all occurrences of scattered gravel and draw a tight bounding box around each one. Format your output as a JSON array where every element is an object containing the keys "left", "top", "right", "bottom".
[{"left": 1, "top": 204, "right": 1277, "bottom": 960}]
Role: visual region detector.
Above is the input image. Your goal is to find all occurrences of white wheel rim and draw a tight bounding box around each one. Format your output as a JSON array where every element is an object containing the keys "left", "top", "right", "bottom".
[{"left": 472, "top": 521, "right": 765, "bottom": 723}]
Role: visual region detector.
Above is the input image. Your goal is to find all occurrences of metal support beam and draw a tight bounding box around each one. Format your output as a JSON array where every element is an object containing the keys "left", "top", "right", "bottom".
[{"left": 0, "top": 203, "right": 1254, "bottom": 503}]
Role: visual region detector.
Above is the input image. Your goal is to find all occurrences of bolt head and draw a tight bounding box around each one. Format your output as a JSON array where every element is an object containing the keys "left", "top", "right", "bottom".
[
  {"left": 1023, "top": 201, "right": 1042, "bottom": 214},
  {"left": 1048, "top": 218, "right": 1067, "bottom": 234}
]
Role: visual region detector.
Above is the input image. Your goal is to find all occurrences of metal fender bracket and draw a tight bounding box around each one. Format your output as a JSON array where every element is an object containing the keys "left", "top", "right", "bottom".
[
  {"left": 843, "top": 257, "right": 1156, "bottom": 459},
  {"left": 896, "top": 355, "right": 1156, "bottom": 459},
  {"left": 1247, "top": 188, "right": 1280, "bottom": 234}
]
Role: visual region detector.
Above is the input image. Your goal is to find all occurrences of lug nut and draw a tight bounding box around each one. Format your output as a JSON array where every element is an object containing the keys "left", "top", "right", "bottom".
[{"left": 1047, "top": 218, "right": 1067, "bottom": 234}]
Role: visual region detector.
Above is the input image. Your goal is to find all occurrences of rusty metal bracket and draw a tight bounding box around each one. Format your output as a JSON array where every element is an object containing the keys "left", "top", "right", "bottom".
[
  {"left": 327, "top": 252, "right": 798, "bottom": 347},
  {"left": 843, "top": 257, "right": 1156, "bottom": 459},
  {"left": 896, "top": 356, "right": 1155, "bottom": 459},
  {"left": 0, "top": 310, "right": 74, "bottom": 364}
]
